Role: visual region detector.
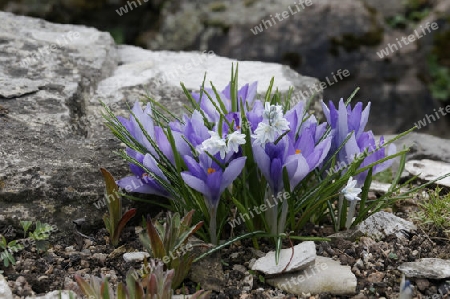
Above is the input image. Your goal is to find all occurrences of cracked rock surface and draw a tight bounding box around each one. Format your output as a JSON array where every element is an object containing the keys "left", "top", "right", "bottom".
[{"left": 0, "top": 12, "right": 323, "bottom": 237}]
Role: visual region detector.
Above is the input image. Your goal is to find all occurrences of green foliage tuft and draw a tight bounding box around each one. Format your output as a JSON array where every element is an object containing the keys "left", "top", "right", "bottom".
[
  {"left": 139, "top": 210, "right": 203, "bottom": 288},
  {"left": 411, "top": 187, "right": 450, "bottom": 237},
  {"left": 100, "top": 168, "right": 137, "bottom": 247}
]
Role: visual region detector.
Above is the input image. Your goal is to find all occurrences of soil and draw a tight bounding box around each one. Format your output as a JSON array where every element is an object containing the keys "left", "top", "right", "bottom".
[{"left": 1, "top": 191, "right": 450, "bottom": 299}]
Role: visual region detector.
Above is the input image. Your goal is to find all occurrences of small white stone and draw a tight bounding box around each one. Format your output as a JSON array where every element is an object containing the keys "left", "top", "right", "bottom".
[
  {"left": 266, "top": 256, "right": 357, "bottom": 295},
  {"left": 251, "top": 241, "right": 316, "bottom": 275},
  {"left": 123, "top": 251, "right": 150, "bottom": 263}
]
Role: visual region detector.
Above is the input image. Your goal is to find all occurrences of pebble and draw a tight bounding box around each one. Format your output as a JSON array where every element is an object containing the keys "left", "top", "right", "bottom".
[
  {"left": 230, "top": 252, "right": 240, "bottom": 259},
  {"left": 80, "top": 260, "right": 90, "bottom": 268},
  {"left": 65, "top": 246, "right": 76, "bottom": 253},
  {"left": 123, "top": 252, "right": 150, "bottom": 263},
  {"left": 367, "top": 272, "right": 385, "bottom": 283},
  {"left": 415, "top": 278, "right": 430, "bottom": 291},
  {"left": 92, "top": 253, "right": 107, "bottom": 264},
  {"left": 232, "top": 265, "right": 247, "bottom": 273}
]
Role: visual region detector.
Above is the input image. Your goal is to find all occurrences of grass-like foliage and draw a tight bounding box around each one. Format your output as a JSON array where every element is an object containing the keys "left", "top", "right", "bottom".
[
  {"left": 411, "top": 187, "right": 450, "bottom": 237},
  {"left": 1, "top": 220, "right": 55, "bottom": 273},
  {"left": 100, "top": 168, "right": 137, "bottom": 247},
  {"left": 74, "top": 259, "right": 211, "bottom": 299},
  {"left": 139, "top": 210, "right": 203, "bottom": 288},
  {"left": 0, "top": 236, "right": 23, "bottom": 269},
  {"left": 101, "top": 65, "right": 450, "bottom": 262}
]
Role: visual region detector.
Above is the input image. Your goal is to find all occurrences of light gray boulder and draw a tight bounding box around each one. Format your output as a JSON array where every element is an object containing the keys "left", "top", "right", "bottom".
[{"left": 0, "top": 11, "right": 322, "bottom": 239}]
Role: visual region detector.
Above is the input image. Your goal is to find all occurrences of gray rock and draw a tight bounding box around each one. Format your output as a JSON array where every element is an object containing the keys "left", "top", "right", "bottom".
[
  {"left": 385, "top": 133, "right": 450, "bottom": 163},
  {"left": 86, "top": 45, "right": 324, "bottom": 135},
  {"left": 0, "top": 12, "right": 322, "bottom": 236},
  {"left": 0, "top": 275, "right": 13, "bottom": 299},
  {"left": 357, "top": 211, "right": 416, "bottom": 241},
  {"left": 369, "top": 181, "right": 409, "bottom": 194},
  {"left": 405, "top": 159, "right": 450, "bottom": 188},
  {"left": 399, "top": 258, "right": 450, "bottom": 279},
  {"left": 266, "top": 256, "right": 357, "bottom": 295},
  {"left": 251, "top": 241, "right": 316, "bottom": 275}
]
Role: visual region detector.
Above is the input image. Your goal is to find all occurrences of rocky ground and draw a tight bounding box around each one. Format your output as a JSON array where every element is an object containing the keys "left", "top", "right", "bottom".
[{"left": 1, "top": 183, "right": 450, "bottom": 298}]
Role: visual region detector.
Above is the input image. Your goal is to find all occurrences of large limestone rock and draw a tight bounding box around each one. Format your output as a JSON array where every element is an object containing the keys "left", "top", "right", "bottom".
[{"left": 0, "top": 12, "right": 323, "bottom": 237}]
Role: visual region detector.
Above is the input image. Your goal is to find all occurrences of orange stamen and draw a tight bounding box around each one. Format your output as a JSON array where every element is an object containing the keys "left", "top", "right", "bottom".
[
  {"left": 295, "top": 149, "right": 301, "bottom": 154},
  {"left": 207, "top": 168, "right": 216, "bottom": 174}
]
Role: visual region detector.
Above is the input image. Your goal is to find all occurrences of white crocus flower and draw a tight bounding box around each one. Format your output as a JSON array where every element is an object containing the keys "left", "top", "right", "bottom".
[
  {"left": 340, "top": 177, "right": 362, "bottom": 229},
  {"left": 341, "top": 177, "right": 362, "bottom": 201},
  {"left": 253, "top": 103, "right": 290, "bottom": 145},
  {"left": 201, "top": 131, "right": 227, "bottom": 159},
  {"left": 226, "top": 131, "right": 246, "bottom": 153},
  {"left": 263, "top": 102, "right": 284, "bottom": 123},
  {"left": 252, "top": 122, "right": 278, "bottom": 144},
  {"left": 263, "top": 103, "right": 282, "bottom": 121},
  {"left": 272, "top": 116, "right": 290, "bottom": 133}
]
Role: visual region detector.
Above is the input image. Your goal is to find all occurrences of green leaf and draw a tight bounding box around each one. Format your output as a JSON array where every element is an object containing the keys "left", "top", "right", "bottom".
[
  {"left": 145, "top": 215, "right": 166, "bottom": 258},
  {"left": 193, "top": 231, "right": 266, "bottom": 262},
  {"left": 113, "top": 208, "right": 137, "bottom": 246},
  {"left": 74, "top": 275, "right": 96, "bottom": 297},
  {"left": 100, "top": 168, "right": 121, "bottom": 228}
]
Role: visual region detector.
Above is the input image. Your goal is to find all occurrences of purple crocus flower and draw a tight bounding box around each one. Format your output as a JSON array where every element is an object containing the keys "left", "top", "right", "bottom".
[
  {"left": 181, "top": 154, "right": 246, "bottom": 209},
  {"left": 117, "top": 148, "right": 169, "bottom": 197},
  {"left": 285, "top": 122, "right": 331, "bottom": 188},
  {"left": 169, "top": 110, "right": 211, "bottom": 157},
  {"left": 117, "top": 102, "right": 155, "bottom": 154},
  {"left": 181, "top": 153, "right": 246, "bottom": 243},
  {"left": 321, "top": 99, "right": 396, "bottom": 185},
  {"left": 253, "top": 141, "right": 289, "bottom": 195},
  {"left": 253, "top": 110, "right": 331, "bottom": 193},
  {"left": 118, "top": 102, "right": 175, "bottom": 164},
  {"left": 251, "top": 103, "right": 331, "bottom": 235},
  {"left": 192, "top": 82, "right": 258, "bottom": 122},
  {"left": 246, "top": 100, "right": 264, "bottom": 133}
]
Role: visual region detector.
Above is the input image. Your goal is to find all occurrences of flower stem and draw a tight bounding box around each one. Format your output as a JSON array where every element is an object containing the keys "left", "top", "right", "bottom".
[
  {"left": 346, "top": 200, "right": 357, "bottom": 230},
  {"left": 337, "top": 194, "right": 344, "bottom": 230},
  {"left": 210, "top": 207, "right": 217, "bottom": 244}
]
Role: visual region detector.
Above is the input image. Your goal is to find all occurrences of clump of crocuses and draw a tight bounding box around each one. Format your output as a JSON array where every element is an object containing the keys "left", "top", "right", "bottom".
[{"left": 102, "top": 66, "right": 406, "bottom": 246}]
